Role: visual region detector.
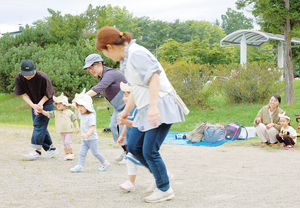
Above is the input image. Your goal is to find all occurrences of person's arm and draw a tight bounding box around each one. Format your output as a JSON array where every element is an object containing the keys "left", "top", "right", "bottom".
[
  {"left": 121, "top": 119, "right": 134, "bottom": 128},
  {"left": 117, "top": 93, "right": 135, "bottom": 124},
  {"left": 86, "top": 90, "right": 98, "bottom": 97},
  {"left": 39, "top": 109, "right": 49, "bottom": 117},
  {"left": 73, "top": 119, "right": 80, "bottom": 133},
  {"left": 70, "top": 102, "right": 80, "bottom": 116},
  {"left": 81, "top": 125, "right": 95, "bottom": 140},
  {"left": 22, "top": 93, "right": 41, "bottom": 115},
  {"left": 147, "top": 73, "right": 161, "bottom": 127},
  {"left": 21, "top": 93, "right": 35, "bottom": 109},
  {"left": 89, "top": 70, "right": 116, "bottom": 96},
  {"left": 35, "top": 95, "right": 49, "bottom": 115},
  {"left": 117, "top": 127, "right": 127, "bottom": 145},
  {"left": 37, "top": 95, "right": 49, "bottom": 106},
  {"left": 36, "top": 104, "right": 50, "bottom": 117},
  {"left": 254, "top": 107, "right": 263, "bottom": 126}
]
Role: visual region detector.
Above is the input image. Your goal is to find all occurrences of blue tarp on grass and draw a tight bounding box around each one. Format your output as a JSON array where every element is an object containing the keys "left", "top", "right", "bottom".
[{"left": 163, "top": 132, "right": 256, "bottom": 147}]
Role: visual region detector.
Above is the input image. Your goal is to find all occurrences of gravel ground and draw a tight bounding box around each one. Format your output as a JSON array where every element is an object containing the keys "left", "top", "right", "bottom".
[{"left": 1, "top": 124, "right": 300, "bottom": 208}]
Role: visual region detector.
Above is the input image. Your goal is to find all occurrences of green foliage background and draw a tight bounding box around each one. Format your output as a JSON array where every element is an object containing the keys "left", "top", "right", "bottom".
[{"left": 1, "top": 3, "right": 299, "bottom": 106}]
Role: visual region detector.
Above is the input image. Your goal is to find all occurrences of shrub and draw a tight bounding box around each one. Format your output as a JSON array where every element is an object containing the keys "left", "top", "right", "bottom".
[
  {"left": 2, "top": 40, "right": 117, "bottom": 99},
  {"left": 0, "top": 42, "right": 44, "bottom": 93},
  {"left": 162, "top": 60, "right": 213, "bottom": 108},
  {"left": 211, "top": 62, "right": 284, "bottom": 103}
]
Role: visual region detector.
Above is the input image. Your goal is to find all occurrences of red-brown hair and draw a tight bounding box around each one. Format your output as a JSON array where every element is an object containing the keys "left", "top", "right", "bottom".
[{"left": 96, "top": 26, "right": 132, "bottom": 51}]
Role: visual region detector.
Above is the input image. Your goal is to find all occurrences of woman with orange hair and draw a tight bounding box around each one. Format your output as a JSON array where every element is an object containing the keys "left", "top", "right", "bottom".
[{"left": 96, "top": 26, "right": 185, "bottom": 203}]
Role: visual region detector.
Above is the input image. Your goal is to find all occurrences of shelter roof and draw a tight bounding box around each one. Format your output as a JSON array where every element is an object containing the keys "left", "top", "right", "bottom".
[{"left": 220, "top": 29, "right": 300, "bottom": 47}]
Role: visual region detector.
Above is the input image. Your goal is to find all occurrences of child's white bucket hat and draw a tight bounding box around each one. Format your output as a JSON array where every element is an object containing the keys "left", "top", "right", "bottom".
[
  {"left": 75, "top": 94, "right": 94, "bottom": 113},
  {"left": 53, "top": 93, "right": 70, "bottom": 107}
]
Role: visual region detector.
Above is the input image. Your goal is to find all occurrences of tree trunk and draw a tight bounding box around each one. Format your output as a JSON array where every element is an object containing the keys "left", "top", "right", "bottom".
[{"left": 284, "top": 0, "right": 295, "bottom": 104}]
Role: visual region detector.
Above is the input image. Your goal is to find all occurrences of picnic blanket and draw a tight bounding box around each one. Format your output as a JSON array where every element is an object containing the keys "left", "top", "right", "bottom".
[{"left": 163, "top": 132, "right": 256, "bottom": 147}]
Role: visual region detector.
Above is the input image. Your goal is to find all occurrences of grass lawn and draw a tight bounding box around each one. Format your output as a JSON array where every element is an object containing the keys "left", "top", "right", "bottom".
[{"left": 1, "top": 81, "right": 300, "bottom": 139}]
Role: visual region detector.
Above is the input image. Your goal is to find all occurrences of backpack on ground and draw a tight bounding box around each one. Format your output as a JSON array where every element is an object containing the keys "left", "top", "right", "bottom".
[
  {"left": 203, "top": 124, "right": 225, "bottom": 144},
  {"left": 187, "top": 122, "right": 206, "bottom": 143},
  {"left": 224, "top": 122, "right": 248, "bottom": 140}
]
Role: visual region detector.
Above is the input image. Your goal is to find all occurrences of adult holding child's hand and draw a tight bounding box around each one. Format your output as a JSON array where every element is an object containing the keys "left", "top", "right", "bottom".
[
  {"left": 14, "top": 59, "right": 58, "bottom": 160},
  {"left": 253, "top": 94, "right": 284, "bottom": 146},
  {"left": 81, "top": 53, "right": 128, "bottom": 163}
]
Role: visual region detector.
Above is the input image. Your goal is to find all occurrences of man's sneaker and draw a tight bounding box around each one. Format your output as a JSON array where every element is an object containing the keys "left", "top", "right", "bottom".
[
  {"left": 98, "top": 161, "right": 110, "bottom": 171},
  {"left": 44, "top": 148, "right": 59, "bottom": 158},
  {"left": 64, "top": 153, "right": 74, "bottom": 161},
  {"left": 145, "top": 171, "right": 175, "bottom": 194},
  {"left": 25, "top": 151, "right": 42, "bottom": 160},
  {"left": 119, "top": 180, "right": 135, "bottom": 191},
  {"left": 70, "top": 165, "right": 84, "bottom": 173},
  {"left": 115, "top": 151, "right": 126, "bottom": 162},
  {"left": 144, "top": 187, "right": 175, "bottom": 203},
  {"left": 118, "top": 157, "right": 127, "bottom": 165}
]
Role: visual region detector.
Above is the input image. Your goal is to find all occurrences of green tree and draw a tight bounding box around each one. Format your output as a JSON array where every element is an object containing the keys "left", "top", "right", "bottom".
[
  {"left": 189, "top": 21, "right": 226, "bottom": 44},
  {"left": 237, "top": 0, "right": 300, "bottom": 104},
  {"left": 47, "top": 9, "right": 87, "bottom": 45},
  {"left": 159, "top": 38, "right": 238, "bottom": 65},
  {"left": 159, "top": 39, "right": 184, "bottom": 63},
  {"left": 221, "top": 8, "right": 254, "bottom": 35},
  {"left": 169, "top": 20, "right": 193, "bottom": 43}
]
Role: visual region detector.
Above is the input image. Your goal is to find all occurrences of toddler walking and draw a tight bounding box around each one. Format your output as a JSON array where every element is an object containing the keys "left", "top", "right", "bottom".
[
  {"left": 70, "top": 93, "right": 110, "bottom": 172},
  {"left": 276, "top": 113, "right": 297, "bottom": 149},
  {"left": 37, "top": 93, "right": 79, "bottom": 160}
]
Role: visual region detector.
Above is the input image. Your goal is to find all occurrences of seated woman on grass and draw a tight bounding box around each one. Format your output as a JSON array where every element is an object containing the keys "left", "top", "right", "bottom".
[{"left": 253, "top": 94, "right": 284, "bottom": 146}]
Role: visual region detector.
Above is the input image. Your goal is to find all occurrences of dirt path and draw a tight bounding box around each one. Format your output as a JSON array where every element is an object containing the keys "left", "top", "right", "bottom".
[{"left": 1, "top": 124, "right": 300, "bottom": 208}]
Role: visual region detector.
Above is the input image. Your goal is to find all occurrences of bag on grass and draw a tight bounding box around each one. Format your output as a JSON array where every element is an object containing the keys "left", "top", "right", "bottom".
[
  {"left": 187, "top": 122, "right": 206, "bottom": 143},
  {"left": 203, "top": 125, "right": 225, "bottom": 144},
  {"left": 224, "top": 122, "right": 248, "bottom": 140}
]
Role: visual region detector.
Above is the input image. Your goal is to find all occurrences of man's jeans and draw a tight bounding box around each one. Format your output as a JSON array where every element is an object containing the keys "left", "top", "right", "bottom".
[{"left": 30, "top": 103, "right": 54, "bottom": 151}]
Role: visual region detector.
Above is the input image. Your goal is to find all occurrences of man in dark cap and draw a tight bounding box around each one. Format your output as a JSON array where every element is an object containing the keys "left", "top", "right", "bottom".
[{"left": 14, "top": 59, "right": 58, "bottom": 160}]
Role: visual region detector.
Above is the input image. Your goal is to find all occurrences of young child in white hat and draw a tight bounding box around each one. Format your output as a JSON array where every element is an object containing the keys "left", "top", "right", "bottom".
[
  {"left": 37, "top": 93, "right": 79, "bottom": 160},
  {"left": 70, "top": 93, "right": 110, "bottom": 172}
]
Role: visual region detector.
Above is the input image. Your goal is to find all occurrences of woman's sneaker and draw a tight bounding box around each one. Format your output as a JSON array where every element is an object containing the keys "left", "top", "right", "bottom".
[
  {"left": 119, "top": 180, "right": 135, "bottom": 191},
  {"left": 145, "top": 171, "right": 175, "bottom": 194},
  {"left": 25, "top": 150, "right": 42, "bottom": 160},
  {"left": 70, "top": 165, "right": 84, "bottom": 173},
  {"left": 98, "top": 161, "right": 110, "bottom": 171},
  {"left": 144, "top": 187, "right": 175, "bottom": 203}
]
